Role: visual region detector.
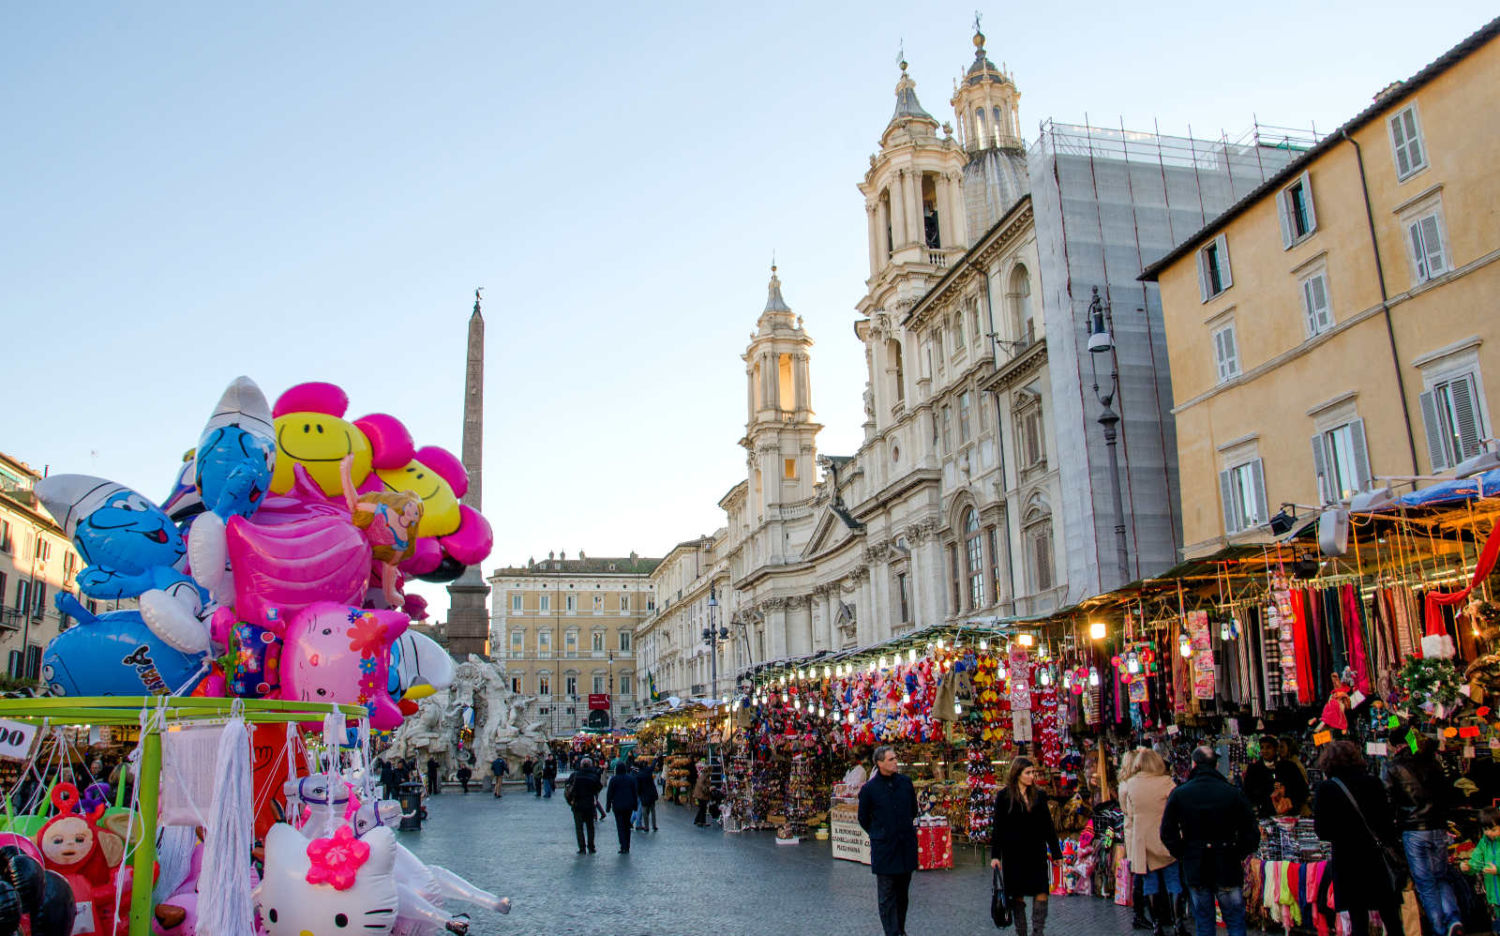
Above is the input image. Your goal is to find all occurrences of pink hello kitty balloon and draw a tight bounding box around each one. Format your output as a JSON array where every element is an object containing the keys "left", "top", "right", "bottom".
[{"left": 279, "top": 602, "right": 408, "bottom": 730}]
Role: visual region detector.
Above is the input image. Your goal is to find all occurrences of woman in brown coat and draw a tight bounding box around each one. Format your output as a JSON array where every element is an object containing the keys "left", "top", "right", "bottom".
[
  {"left": 692, "top": 759, "right": 713, "bottom": 826},
  {"left": 1121, "top": 749, "right": 1183, "bottom": 936}
]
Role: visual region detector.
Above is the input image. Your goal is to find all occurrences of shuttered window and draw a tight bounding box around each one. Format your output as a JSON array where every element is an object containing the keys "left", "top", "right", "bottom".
[
  {"left": 1277, "top": 172, "right": 1317, "bottom": 247},
  {"left": 1302, "top": 273, "right": 1332, "bottom": 336},
  {"left": 1408, "top": 211, "right": 1448, "bottom": 284},
  {"left": 1389, "top": 105, "right": 1427, "bottom": 181},
  {"left": 1311, "top": 420, "right": 1371, "bottom": 503},
  {"left": 1212, "top": 323, "right": 1240, "bottom": 382},
  {"left": 1420, "top": 372, "right": 1485, "bottom": 471},
  {"left": 1218, "top": 459, "right": 1268, "bottom": 534},
  {"left": 1197, "top": 234, "right": 1233, "bottom": 300}
]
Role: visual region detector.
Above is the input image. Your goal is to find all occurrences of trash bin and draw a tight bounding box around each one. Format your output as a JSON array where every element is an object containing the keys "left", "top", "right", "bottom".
[{"left": 399, "top": 781, "right": 425, "bottom": 831}]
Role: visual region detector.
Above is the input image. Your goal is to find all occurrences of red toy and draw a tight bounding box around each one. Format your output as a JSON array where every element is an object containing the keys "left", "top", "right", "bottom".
[{"left": 35, "top": 783, "right": 130, "bottom": 936}]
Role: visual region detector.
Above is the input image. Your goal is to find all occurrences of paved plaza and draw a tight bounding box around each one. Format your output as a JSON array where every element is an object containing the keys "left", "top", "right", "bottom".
[{"left": 398, "top": 782, "right": 1142, "bottom": 936}]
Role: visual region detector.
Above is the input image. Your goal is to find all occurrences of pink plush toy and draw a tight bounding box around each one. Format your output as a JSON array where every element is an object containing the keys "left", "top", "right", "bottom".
[
  {"left": 151, "top": 841, "right": 202, "bottom": 936},
  {"left": 279, "top": 602, "right": 408, "bottom": 729}
]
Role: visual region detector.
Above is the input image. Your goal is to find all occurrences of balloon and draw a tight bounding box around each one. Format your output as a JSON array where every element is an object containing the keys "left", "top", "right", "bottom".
[
  {"left": 43, "top": 600, "right": 206, "bottom": 697},
  {"left": 34, "top": 475, "right": 198, "bottom": 602},
  {"left": 32, "top": 869, "right": 76, "bottom": 936},
  {"left": 270, "top": 383, "right": 373, "bottom": 498},
  {"left": 388, "top": 632, "right": 455, "bottom": 700},
  {"left": 225, "top": 515, "right": 370, "bottom": 633},
  {"left": 257, "top": 823, "right": 398, "bottom": 936},
  {"left": 439, "top": 505, "right": 492, "bottom": 566},
  {"left": 138, "top": 579, "right": 210, "bottom": 654},
  {"left": 195, "top": 376, "right": 276, "bottom": 520},
  {"left": 413, "top": 556, "right": 465, "bottom": 584},
  {"left": 354, "top": 414, "right": 415, "bottom": 471},
  {"left": 218, "top": 618, "right": 282, "bottom": 699},
  {"left": 372, "top": 459, "right": 460, "bottom": 539},
  {"left": 161, "top": 453, "right": 205, "bottom": 526},
  {"left": 279, "top": 603, "right": 408, "bottom": 730}
]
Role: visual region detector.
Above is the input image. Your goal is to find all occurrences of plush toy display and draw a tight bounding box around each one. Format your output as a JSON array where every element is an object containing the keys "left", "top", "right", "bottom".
[
  {"left": 34, "top": 784, "right": 130, "bottom": 936},
  {"left": 257, "top": 823, "right": 399, "bottom": 936}
]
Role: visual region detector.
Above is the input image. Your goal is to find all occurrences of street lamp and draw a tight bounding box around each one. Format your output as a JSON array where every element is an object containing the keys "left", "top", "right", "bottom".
[
  {"left": 1087, "top": 286, "right": 1130, "bottom": 588},
  {"left": 702, "top": 586, "right": 729, "bottom": 701}
]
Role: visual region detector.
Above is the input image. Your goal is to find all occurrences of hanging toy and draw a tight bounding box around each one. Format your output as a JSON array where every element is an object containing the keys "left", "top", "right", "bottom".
[
  {"left": 34, "top": 783, "right": 130, "bottom": 936},
  {"left": 257, "top": 823, "right": 399, "bottom": 936}
]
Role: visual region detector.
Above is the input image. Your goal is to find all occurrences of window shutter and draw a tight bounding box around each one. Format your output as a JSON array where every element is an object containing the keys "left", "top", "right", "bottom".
[
  {"left": 1277, "top": 189, "right": 1294, "bottom": 248},
  {"left": 1216, "top": 234, "right": 1232, "bottom": 289},
  {"left": 1401, "top": 109, "right": 1423, "bottom": 172},
  {"left": 1451, "top": 375, "right": 1483, "bottom": 460},
  {"left": 1198, "top": 249, "right": 1211, "bottom": 302},
  {"left": 1418, "top": 215, "right": 1445, "bottom": 276},
  {"left": 1391, "top": 113, "right": 1412, "bottom": 177},
  {"left": 1409, "top": 222, "right": 1430, "bottom": 281},
  {"left": 1419, "top": 389, "right": 1450, "bottom": 470},
  {"left": 1311, "top": 434, "right": 1330, "bottom": 504},
  {"left": 1249, "top": 459, "right": 1267, "bottom": 525},
  {"left": 1219, "top": 469, "right": 1238, "bottom": 534},
  {"left": 1300, "top": 171, "right": 1316, "bottom": 232},
  {"left": 1348, "top": 418, "right": 1372, "bottom": 489},
  {"left": 1302, "top": 280, "right": 1320, "bottom": 335}
]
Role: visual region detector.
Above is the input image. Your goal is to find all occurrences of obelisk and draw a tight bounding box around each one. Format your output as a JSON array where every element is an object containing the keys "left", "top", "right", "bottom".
[{"left": 445, "top": 289, "right": 492, "bottom": 658}]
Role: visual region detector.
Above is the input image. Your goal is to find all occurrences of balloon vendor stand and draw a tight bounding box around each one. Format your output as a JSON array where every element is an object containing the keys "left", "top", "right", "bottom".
[{"left": 0, "top": 695, "right": 365, "bottom": 936}]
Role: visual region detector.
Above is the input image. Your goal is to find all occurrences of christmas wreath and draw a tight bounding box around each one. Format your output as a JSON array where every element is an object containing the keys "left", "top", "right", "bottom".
[{"left": 1397, "top": 654, "right": 1464, "bottom": 715}]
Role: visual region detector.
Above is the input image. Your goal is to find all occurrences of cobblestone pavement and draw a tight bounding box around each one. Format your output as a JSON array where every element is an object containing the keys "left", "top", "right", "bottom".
[{"left": 397, "top": 781, "right": 1145, "bottom": 936}]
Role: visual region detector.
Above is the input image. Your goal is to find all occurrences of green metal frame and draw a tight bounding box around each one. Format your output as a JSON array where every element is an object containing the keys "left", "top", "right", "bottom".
[{"left": 0, "top": 696, "right": 363, "bottom": 936}]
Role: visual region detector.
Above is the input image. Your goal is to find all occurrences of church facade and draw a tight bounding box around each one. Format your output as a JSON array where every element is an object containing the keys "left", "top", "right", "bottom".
[{"left": 637, "top": 28, "right": 1301, "bottom": 702}]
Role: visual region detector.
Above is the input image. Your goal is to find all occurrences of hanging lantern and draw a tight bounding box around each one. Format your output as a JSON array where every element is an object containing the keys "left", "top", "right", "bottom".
[
  {"left": 847, "top": 711, "right": 857, "bottom": 725},
  {"left": 879, "top": 656, "right": 888, "bottom": 669},
  {"left": 1089, "top": 620, "right": 1106, "bottom": 640},
  {"left": 936, "top": 638, "right": 945, "bottom": 650},
  {"left": 1017, "top": 633, "right": 1034, "bottom": 647},
  {"left": 1179, "top": 633, "right": 1193, "bottom": 658},
  {"left": 823, "top": 665, "right": 831, "bottom": 678},
  {"left": 979, "top": 639, "right": 989, "bottom": 650},
  {"left": 1040, "top": 668, "right": 1052, "bottom": 687},
  {"left": 818, "top": 706, "right": 826, "bottom": 718},
  {"left": 1089, "top": 666, "right": 1100, "bottom": 687},
  {"left": 954, "top": 702, "right": 963, "bottom": 715},
  {"left": 1127, "top": 652, "right": 1141, "bottom": 674},
  {"left": 793, "top": 698, "right": 801, "bottom": 710}
]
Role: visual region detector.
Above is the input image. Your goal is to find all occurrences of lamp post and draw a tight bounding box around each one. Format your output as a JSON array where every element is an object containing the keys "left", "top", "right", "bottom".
[
  {"left": 607, "top": 651, "right": 615, "bottom": 730},
  {"left": 1087, "top": 287, "right": 1130, "bottom": 588},
  {"left": 702, "top": 586, "right": 729, "bottom": 701}
]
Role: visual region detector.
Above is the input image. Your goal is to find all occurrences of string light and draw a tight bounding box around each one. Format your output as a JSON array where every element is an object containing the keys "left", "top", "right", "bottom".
[
  {"left": 1178, "top": 633, "right": 1193, "bottom": 658},
  {"left": 1089, "top": 620, "right": 1106, "bottom": 640},
  {"left": 1017, "top": 634, "right": 1034, "bottom": 648}
]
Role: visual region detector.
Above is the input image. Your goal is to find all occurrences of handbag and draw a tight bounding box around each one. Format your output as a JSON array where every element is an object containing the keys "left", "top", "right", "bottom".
[
  {"left": 1330, "top": 778, "right": 1409, "bottom": 892},
  {"left": 990, "top": 866, "right": 1013, "bottom": 928}
]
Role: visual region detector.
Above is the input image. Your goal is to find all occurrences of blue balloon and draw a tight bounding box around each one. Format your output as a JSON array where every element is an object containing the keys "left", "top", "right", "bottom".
[
  {"left": 387, "top": 639, "right": 403, "bottom": 696},
  {"left": 196, "top": 425, "right": 275, "bottom": 520},
  {"left": 42, "top": 604, "right": 207, "bottom": 697}
]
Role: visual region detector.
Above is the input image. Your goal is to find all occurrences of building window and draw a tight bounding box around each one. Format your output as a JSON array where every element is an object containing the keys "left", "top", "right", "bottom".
[
  {"left": 590, "top": 594, "right": 601, "bottom": 610},
  {"left": 1421, "top": 372, "right": 1487, "bottom": 471},
  {"left": 932, "top": 328, "right": 944, "bottom": 375},
  {"left": 1277, "top": 172, "right": 1317, "bottom": 247},
  {"left": 509, "top": 630, "right": 524, "bottom": 656},
  {"left": 1009, "top": 265, "right": 1033, "bottom": 346},
  {"left": 1407, "top": 209, "right": 1449, "bottom": 284},
  {"left": 952, "top": 314, "right": 965, "bottom": 352},
  {"left": 0, "top": 520, "right": 10, "bottom": 554},
  {"left": 1023, "top": 511, "right": 1054, "bottom": 593},
  {"left": 1212, "top": 322, "right": 1240, "bottom": 382},
  {"left": 986, "top": 526, "right": 1001, "bottom": 607},
  {"left": 964, "top": 509, "right": 984, "bottom": 610},
  {"left": 619, "top": 631, "right": 632, "bottom": 652},
  {"left": 958, "top": 391, "right": 972, "bottom": 442},
  {"left": 511, "top": 594, "right": 523, "bottom": 611},
  {"left": 0, "top": 572, "right": 6, "bottom": 614},
  {"left": 947, "top": 544, "right": 961, "bottom": 615},
  {"left": 538, "top": 675, "right": 550, "bottom": 696},
  {"left": 539, "top": 594, "right": 550, "bottom": 612},
  {"left": 784, "top": 458, "right": 797, "bottom": 480},
  {"left": 511, "top": 675, "right": 523, "bottom": 694},
  {"left": 538, "top": 631, "right": 552, "bottom": 656},
  {"left": 592, "top": 675, "right": 606, "bottom": 694},
  {"left": 1219, "top": 459, "right": 1268, "bottom": 534},
  {"left": 1301, "top": 272, "right": 1333, "bottom": 337},
  {"left": 565, "top": 674, "right": 578, "bottom": 696},
  {"left": 565, "top": 594, "right": 576, "bottom": 611},
  {"left": 1312, "top": 420, "right": 1371, "bottom": 503},
  {"left": 896, "top": 572, "right": 910, "bottom": 623},
  {"left": 941, "top": 405, "right": 953, "bottom": 453},
  {"left": 620, "top": 594, "right": 630, "bottom": 611},
  {"left": 565, "top": 630, "right": 578, "bottom": 656},
  {"left": 1015, "top": 387, "right": 1044, "bottom": 469},
  {"left": 1389, "top": 104, "right": 1427, "bottom": 181},
  {"left": 591, "top": 632, "right": 605, "bottom": 652},
  {"left": 619, "top": 674, "right": 632, "bottom": 695},
  {"left": 33, "top": 584, "right": 45, "bottom": 617},
  {"left": 1197, "top": 234, "right": 1232, "bottom": 300}
]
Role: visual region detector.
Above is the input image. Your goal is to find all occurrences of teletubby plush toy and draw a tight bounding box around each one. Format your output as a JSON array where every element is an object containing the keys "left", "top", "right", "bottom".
[{"left": 35, "top": 783, "right": 129, "bottom": 936}]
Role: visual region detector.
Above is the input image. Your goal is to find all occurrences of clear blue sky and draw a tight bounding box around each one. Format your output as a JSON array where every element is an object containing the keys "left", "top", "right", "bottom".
[{"left": 3, "top": 2, "right": 1493, "bottom": 621}]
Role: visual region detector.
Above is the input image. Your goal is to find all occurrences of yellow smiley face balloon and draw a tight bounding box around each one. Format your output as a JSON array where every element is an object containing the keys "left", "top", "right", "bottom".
[
  {"left": 374, "top": 460, "right": 460, "bottom": 538},
  {"left": 270, "top": 383, "right": 373, "bottom": 497}
]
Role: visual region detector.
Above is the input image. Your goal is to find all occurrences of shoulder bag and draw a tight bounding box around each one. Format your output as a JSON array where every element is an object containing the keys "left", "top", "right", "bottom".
[
  {"left": 990, "top": 866, "right": 1012, "bottom": 928},
  {"left": 1331, "top": 777, "right": 1409, "bottom": 892}
]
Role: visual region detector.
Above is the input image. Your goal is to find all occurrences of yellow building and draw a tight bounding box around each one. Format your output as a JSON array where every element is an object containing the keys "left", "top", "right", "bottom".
[
  {"left": 0, "top": 451, "right": 88, "bottom": 681},
  {"left": 1142, "top": 17, "right": 1500, "bottom": 557},
  {"left": 488, "top": 552, "right": 659, "bottom": 737}
]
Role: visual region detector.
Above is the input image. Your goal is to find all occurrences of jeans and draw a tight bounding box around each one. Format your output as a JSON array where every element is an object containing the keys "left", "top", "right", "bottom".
[
  {"left": 876, "top": 871, "right": 912, "bottom": 936},
  {"left": 573, "top": 810, "right": 596, "bottom": 852},
  {"left": 614, "top": 811, "right": 633, "bottom": 851},
  {"left": 1187, "top": 885, "right": 1245, "bottom": 936},
  {"left": 639, "top": 802, "right": 657, "bottom": 830},
  {"left": 1404, "top": 829, "right": 1460, "bottom": 933},
  {"left": 543, "top": 777, "right": 555, "bottom": 798},
  {"left": 525, "top": 775, "right": 535, "bottom": 793}
]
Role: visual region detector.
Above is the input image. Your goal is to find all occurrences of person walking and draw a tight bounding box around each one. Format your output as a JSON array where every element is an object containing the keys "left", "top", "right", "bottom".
[
  {"left": 1313, "top": 740, "right": 1408, "bottom": 936},
  {"left": 1118, "top": 750, "right": 1150, "bottom": 931},
  {"left": 542, "top": 754, "right": 558, "bottom": 799},
  {"left": 1386, "top": 725, "right": 1463, "bottom": 936},
  {"left": 521, "top": 756, "right": 535, "bottom": 794},
  {"left": 1240, "top": 734, "right": 1282, "bottom": 819},
  {"left": 605, "top": 761, "right": 640, "bottom": 854},
  {"left": 990, "top": 756, "right": 1063, "bottom": 936},
  {"left": 379, "top": 757, "right": 398, "bottom": 801},
  {"left": 1159, "top": 746, "right": 1259, "bottom": 936},
  {"left": 634, "top": 760, "right": 658, "bottom": 831},
  {"left": 426, "top": 756, "right": 440, "bottom": 796},
  {"left": 1461, "top": 806, "right": 1500, "bottom": 933},
  {"left": 491, "top": 755, "right": 509, "bottom": 798},
  {"left": 692, "top": 759, "right": 713, "bottom": 826},
  {"left": 566, "top": 757, "right": 604, "bottom": 855},
  {"left": 1122, "top": 749, "right": 1184, "bottom": 936},
  {"left": 456, "top": 762, "right": 472, "bottom": 794},
  {"left": 858, "top": 745, "right": 919, "bottom": 936}
]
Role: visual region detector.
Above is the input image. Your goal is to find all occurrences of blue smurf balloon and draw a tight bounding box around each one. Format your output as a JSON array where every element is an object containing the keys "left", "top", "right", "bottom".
[
  {"left": 43, "top": 595, "right": 207, "bottom": 696},
  {"left": 195, "top": 376, "right": 276, "bottom": 520},
  {"left": 34, "top": 474, "right": 199, "bottom": 601}
]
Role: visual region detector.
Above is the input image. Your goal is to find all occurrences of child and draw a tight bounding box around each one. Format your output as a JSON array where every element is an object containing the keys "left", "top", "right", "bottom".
[{"left": 1461, "top": 805, "right": 1500, "bottom": 931}]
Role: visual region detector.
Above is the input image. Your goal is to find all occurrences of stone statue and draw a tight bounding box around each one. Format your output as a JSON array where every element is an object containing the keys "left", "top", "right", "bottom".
[{"left": 383, "top": 655, "right": 551, "bottom": 776}]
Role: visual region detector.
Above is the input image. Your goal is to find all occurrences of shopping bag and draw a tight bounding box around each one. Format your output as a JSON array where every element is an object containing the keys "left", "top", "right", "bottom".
[
  {"left": 991, "top": 867, "right": 1012, "bottom": 928},
  {"left": 1399, "top": 886, "right": 1421, "bottom": 936}
]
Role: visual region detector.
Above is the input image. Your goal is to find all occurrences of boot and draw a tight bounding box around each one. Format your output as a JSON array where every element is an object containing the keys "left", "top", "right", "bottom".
[
  {"left": 1011, "top": 898, "right": 1028, "bottom": 936},
  {"left": 1032, "top": 898, "right": 1049, "bottom": 936},
  {"left": 1151, "top": 892, "right": 1173, "bottom": 936},
  {"left": 1132, "top": 875, "right": 1152, "bottom": 930}
]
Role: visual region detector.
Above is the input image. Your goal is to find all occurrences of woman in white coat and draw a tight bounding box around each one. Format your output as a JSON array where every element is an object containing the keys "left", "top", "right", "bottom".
[{"left": 1121, "top": 748, "right": 1184, "bottom": 936}]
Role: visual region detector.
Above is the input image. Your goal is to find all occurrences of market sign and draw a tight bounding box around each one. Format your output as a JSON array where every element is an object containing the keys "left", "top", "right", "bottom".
[
  {"left": 588, "top": 693, "right": 611, "bottom": 711},
  {"left": 0, "top": 719, "right": 38, "bottom": 762}
]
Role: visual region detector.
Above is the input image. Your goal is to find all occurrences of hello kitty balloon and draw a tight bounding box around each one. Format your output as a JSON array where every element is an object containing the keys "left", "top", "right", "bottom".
[
  {"left": 257, "top": 823, "right": 398, "bottom": 936},
  {"left": 278, "top": 602, "right": 408, "bottom": 729}
]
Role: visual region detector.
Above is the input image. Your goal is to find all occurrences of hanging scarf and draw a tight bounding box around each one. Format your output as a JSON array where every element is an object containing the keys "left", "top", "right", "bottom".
[
  {"left": 1290, "top": 591, "right": 1315, "bottom": 705},
  {"left": 1425, "top": 520, "right": 1500, "bottom": 634},
  {"left": 1340, "top": 584, "right": 1373, "bottom": 694}
]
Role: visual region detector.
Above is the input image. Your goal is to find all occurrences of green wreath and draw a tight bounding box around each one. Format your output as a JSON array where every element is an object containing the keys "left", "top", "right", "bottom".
[{"left": 1397, "top": 655, "right": 1464, "bottom": 714}]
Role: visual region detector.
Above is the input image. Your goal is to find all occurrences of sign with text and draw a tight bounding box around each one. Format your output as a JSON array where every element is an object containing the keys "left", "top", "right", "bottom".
[
  {"left": 0, "top": 719, "right": 39, "bottom": 762},
  {"left": 588, "top": 694, "right": 611, "bottom": 711},
  {"left": 830, "top": 804, "right": 871, "bottom": 864}
]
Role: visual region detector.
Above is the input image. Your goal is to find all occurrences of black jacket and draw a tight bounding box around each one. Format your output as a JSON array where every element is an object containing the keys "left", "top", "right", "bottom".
[
  {"left": 605, "top": 773, "right": 639, "bottom": 815},
  {"left": 567, "top": 766, "right": 603, "bottom": 815},
  {"left": 1314, "top": 769, "right": 1403, "bottom": 910},
  {"left": 991, "top": 788, "right": 1063, "bottom": 899},
  {"left": 857, "top": 771, "right": 920, "bottom": 876},
  {"left": 633, "top": 766, "right": 658, "bottom": 805},
  {"left": 1385, "top": 751, "right": 1452, "bottom": 831},
  {"left": 1160, "top": 766, "right": 1259, "bottom": 889},
  {"left": 1241, "top": 760, "right": 1277, "bottom": 819},
  {"left": 542, "top": 758, "right": 558, "bottom": 781},
  {"left": 1275, "top": 759, "right": 1311, "bottom": 815},
  {"left": 491, "top": 758, "right": 508, "bottom": 777},
  {"left": 521, "top": 759, "right": 535, "bottom": 776}
]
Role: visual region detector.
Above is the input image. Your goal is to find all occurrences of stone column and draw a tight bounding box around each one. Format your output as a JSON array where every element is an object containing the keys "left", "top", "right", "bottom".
[
  {"left": 764, "top": 351, "right": 779, "bottom": 411},
  {"left": 909, "top": 170, "right": 926, "bottom": 247},
  {"left": 793, "top": 351, "right": 810, "bottom": 414},
  {"left": 934, "top": 174, "right": 951, "bottom": 249},
  {"left": 866, "top": 203, "right": 880, "bottom": 274},
  {"left": 947, "top": 172, "right": 967, "bottom": 247},
  {"left": 876, "top": 198, "right": 891, "bottom": 261},
  {"left": 852, "top": 567, "right": 874, "bottom": 646}
]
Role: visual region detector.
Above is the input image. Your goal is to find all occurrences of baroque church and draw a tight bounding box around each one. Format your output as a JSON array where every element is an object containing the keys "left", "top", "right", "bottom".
[{"left": 638, "top": 27, "right": 1298, "bottom": 697}]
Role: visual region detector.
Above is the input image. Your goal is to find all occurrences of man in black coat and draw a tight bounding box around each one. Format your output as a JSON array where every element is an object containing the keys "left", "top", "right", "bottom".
[
  {"left": 858, "top": 745, "right": 920, "bottom": 936},
  {"left": 425, "top": 756, "right": 440, "bottom": 795},
  {"left": 565, "top": 757, "right": 604, "bottom": 855},
  {"left": 1240, "top": 734, "right": 1280, "bottom": 819},
  {"left": 1160, "top": 747, "right": 1259, "bottom": 936},
  {"left": 605, "top": 762, "right": 640, "bottom": 854},
  {"left": 633, "top": 760, "right": 659, "bottom": 831},
  {"left": 542, "top": 755, "right": 559, "bottom": 798}
]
